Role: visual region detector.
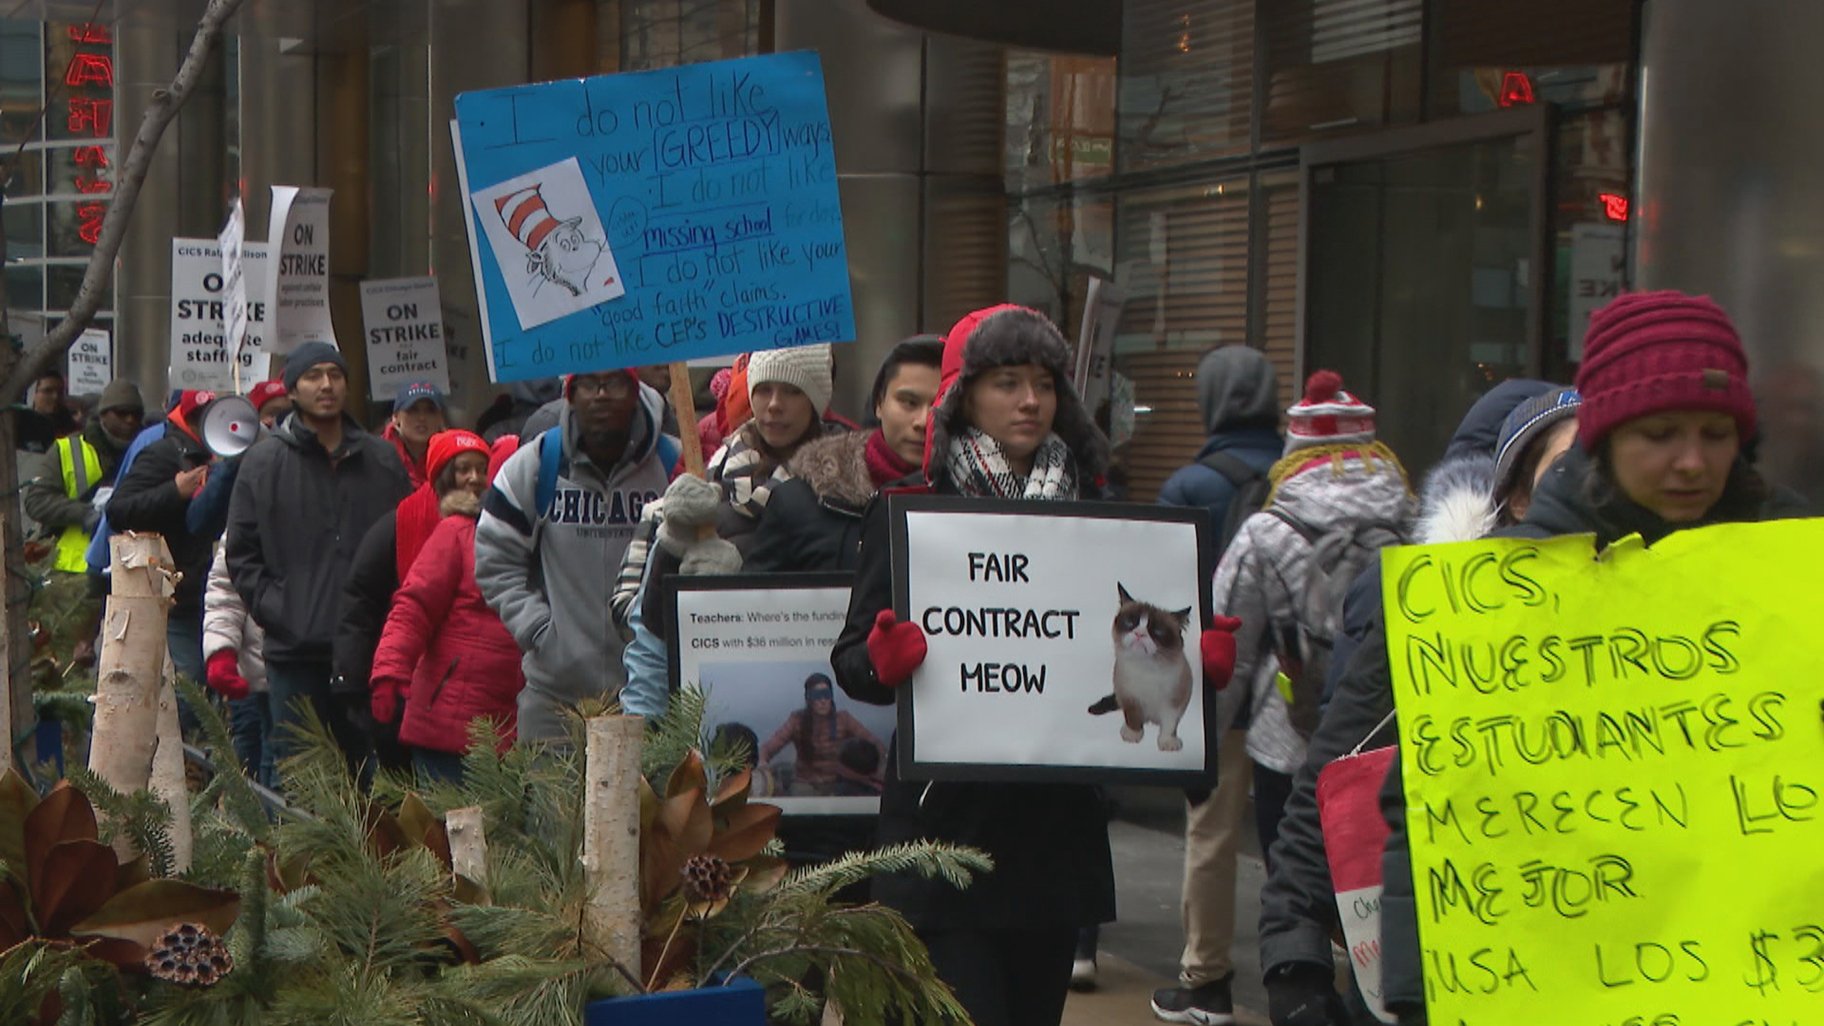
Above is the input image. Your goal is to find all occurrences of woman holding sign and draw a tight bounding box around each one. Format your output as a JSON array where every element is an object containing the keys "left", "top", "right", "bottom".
[
  {"left": 1371, "top": 290, "right": 1805, "bottom": 1026},
  {"left": 832, "top": 306, "right": 1238, "bottom": 1026}
]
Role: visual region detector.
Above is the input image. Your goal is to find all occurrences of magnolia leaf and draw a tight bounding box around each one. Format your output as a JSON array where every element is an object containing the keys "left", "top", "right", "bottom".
[
  {"left": 363, "top": 803, "right": 412, "bottom": 860},
  {"left": 398, "top": 793, "right": 438, "bottom": 849},
  {"left": 452, "top": 871, "right": 488, "bottom": 907},
  {"left": 638, "top": 775, "right": 660, "bottom": 839},
  {"left": 71, "top": 879, "right": 240, "bottom": 949},
  {"left": 641, "top": 829, "right": 685, "bottom": 913},
  {"left": 33, "top": 838, "right": 118, "bottom": 937},
  {"left": 81, "top": 935, "right": 149, "bottom": 970},
  {"left": 0, "top": 880, "right": 27, "bottom": 950},
  {"left": 665, "top": 749, "right": 708, "bottom": 800},
  {"left": 738, "top": 855, "right": 789, "bottom": 896},
  {"left": 423, "top": 820, "right": 453, "bottom": 873},
  {"left": 685, "top": 895, "right": 730, "bottom": 920},
  {"left": 0, "top": 769, "right": 39, "bottom": 883},
  {"left": 707, "top": 803, "right": 781, "bottom": 863},
  {"left": 114, "top": 855, "right": 150, "bottom": 894},
  {"left": 25, "top": 784, "right": 99, "bottom": 889},
  {"left": 710, "top": 767, "right": 752, "bottom": 811},
  {"left": 654, "top": 787, "right": 707, "bottom": 851}
]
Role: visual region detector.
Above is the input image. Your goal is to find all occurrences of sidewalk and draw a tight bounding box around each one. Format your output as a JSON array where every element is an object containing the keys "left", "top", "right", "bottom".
[{"left": 1063, "top": 954, "right": 1268, "bottom": 1026}]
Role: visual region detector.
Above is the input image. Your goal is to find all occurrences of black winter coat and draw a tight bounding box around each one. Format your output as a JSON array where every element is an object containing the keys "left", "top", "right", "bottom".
[
  {"left": 830, "top": 478, "right": 1117, "bottom": 933},
  {"left": 333, "top": 511, "right": 399, "bottom": 696},
  {"left": 225, "top": 416, "right": 411, "bottom": 663},
  {"left": 744, "top": 430, "right": 877, "bottom": 574},
  {"left": 105, "top": 428, "right": 217, "bottom": 616}
]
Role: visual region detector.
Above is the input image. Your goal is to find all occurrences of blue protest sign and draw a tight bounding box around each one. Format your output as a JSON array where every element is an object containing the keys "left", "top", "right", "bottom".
[{"left": 453, "top": 51, "right": 854, "bottom": 382}]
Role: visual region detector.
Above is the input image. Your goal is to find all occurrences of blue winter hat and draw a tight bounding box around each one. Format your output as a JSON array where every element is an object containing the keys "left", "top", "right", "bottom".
[
  {"left": 393, "top": 381, "right": 447, "bottom": 414},
  {"left": 1493, "top": 387, "right": 1581, "bottom": 500}
]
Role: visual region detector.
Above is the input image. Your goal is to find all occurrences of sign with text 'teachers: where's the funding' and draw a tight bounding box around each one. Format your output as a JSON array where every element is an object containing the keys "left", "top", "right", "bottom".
[
  {"left": 1382, "top": 521, "right": 1824, "bottom": 1026},
  {"left": 452, "top": 50, "right": 854, "bottom": 382}
]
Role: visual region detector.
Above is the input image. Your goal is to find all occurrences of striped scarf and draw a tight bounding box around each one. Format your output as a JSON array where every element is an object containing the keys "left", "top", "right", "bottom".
[{"left": 945, "top": 426, "right": 1078, "bottom": 501}]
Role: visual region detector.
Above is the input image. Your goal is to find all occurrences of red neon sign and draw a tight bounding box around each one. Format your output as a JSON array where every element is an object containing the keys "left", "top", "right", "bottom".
[
  {"left": 63, "top": 53, "right": 113, "bottom": 88},
  {"left": 59, "top": 24, "right": 114, "bottom": 250},
  {"left": 1598, "top": 192, "right": 1630, "bottom": 222},
  {"left": 1497, "top": 71, "right": 1536, "bottom": 107}
]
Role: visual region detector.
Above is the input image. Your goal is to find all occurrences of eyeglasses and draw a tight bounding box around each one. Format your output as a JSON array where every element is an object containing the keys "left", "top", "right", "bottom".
[{"left": 572, "top": 375, "right": 634, "bottom": 399}]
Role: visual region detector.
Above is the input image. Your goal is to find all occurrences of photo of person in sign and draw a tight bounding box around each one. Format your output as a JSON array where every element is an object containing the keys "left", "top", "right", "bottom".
[{"left": 759, "top": 674, "right": 887, "bottom": 796}]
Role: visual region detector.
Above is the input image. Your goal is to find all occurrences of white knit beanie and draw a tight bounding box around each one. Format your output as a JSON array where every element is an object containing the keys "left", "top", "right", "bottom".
[{"left": 746, "top": 344, "right": 833, "bottom": 415}]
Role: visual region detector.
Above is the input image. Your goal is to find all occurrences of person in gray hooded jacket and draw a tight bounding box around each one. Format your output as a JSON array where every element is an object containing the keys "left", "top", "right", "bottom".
[{"left": 475, "top": 369, "right": 677, "bottom": 745}]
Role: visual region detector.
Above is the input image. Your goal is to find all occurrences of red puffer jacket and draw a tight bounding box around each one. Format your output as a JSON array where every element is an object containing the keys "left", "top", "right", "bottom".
[{"left": 370, "top": 510, "right": 524, "bottom": 753}]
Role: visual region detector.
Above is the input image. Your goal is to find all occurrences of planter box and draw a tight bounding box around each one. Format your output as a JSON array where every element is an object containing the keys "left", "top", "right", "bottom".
[{"left": 585, "top": 976, "right": 765, "bottom": 1026}]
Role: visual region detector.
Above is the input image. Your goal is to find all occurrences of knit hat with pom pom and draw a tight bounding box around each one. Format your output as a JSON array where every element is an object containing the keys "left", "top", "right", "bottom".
[{"left": 1284, "top": 369, "right": 1376, "bottom": 454}]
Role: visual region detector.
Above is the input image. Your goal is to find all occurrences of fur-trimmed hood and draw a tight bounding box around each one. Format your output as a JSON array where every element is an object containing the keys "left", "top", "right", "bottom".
[
  {"left": 1412, "top": 451, "right": 1498, "bottom": 544},
  {"left": 785, "top": 430, "right": 876, "bottom": 510},
  {"left": 439, "top": 489, "right": 481, "bottom": 519},
  {"left": 923, "top": 305, "right": 1109, "bottom": 488}
]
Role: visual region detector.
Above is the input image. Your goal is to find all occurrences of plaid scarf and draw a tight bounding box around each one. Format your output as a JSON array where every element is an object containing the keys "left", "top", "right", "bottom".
[{"left": 945, "top": 426, "right": 1078, "bottom": 501}]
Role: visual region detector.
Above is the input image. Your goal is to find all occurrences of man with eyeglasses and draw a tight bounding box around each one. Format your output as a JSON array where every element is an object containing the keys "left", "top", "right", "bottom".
[
  {"left": 227, "top": 341, "right": 411, "bottom": 775},
  {"left": 477, "top": 367, "right": 680, "bottom": 744}
]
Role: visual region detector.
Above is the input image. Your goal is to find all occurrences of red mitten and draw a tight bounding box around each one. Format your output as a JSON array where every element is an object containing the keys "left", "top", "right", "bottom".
[
  {"left": 1201, "top": 616, "right": 1243, "bottom": 691},
  {"left": 371, "top": 678, "right": 405, "bottom": 726},
  {"left": 204, "top": 649, "right": 250, "bottom": 701},
  {"left": 866, "top": 610, "right": 928, "bottom": 689}
]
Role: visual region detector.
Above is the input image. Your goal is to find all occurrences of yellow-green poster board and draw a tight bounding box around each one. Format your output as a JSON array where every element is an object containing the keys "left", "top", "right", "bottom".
[{"left": 1382, "top": 520, "right": 1824, "bottom": 1026}]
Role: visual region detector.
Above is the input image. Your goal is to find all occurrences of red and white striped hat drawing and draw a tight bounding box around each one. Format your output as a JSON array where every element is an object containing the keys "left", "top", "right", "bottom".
[{"left": 493, "top": 184, "right": 566, "bottom": 251}]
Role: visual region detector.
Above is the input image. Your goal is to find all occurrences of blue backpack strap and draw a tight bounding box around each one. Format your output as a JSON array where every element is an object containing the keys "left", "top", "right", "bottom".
[
  {"left": 657, "top": 434, "right": 681, "bottom": 477},
  {"left": 535, "top": 425, "right": 565, "bottom": 519}
]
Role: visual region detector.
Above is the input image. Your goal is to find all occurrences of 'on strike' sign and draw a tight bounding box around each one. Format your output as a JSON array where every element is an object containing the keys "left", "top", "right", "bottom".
[
  {"left": 451, "top": 50, "right": 854, "bottom": 382},
  {"left": 1382, "top": 521, "right": 1824, "bottom": 1026}
]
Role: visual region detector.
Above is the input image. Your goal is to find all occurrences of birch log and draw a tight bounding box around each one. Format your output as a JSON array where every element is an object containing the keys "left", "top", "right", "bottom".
[
  {"left": 580, "top": 714, "right": 643, "bottom": 976},
  {"left": 90, "top": 534, "right": 176, "bottom": 806},
  {"left": 148, "top": 654, "right": 192, "bottom": 871},
  {"left": 446, "top": 805, "right": 488, "bottom": 889}
]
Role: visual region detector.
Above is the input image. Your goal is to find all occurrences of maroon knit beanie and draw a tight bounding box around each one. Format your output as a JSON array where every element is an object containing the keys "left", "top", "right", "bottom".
[{"left": 1574, "top": 290, "right": 1756, "bottom": 450}]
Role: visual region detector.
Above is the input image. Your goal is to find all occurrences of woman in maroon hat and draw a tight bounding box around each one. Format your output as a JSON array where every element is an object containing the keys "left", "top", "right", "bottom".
[{"left": 1370, "top": 289, "right": 1804, "bottom": 1026}]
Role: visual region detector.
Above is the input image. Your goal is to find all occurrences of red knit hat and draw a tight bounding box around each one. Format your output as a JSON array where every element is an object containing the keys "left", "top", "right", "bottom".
[
  {"left": 247, "top": 380, "right": 289, "bottom": 415},
  {"left": 1574, "top": 290, "right": 1755, "bottom": 450},
  {"left": 1285, "top": 370, "right": 1376, "bottom": 454},
  {"left": 425, "top": 429, "right": 489, "bottom": 485}
]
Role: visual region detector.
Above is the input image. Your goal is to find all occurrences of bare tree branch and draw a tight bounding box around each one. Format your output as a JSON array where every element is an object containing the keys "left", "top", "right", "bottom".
[{"left": 1, "top": 0, "right": 248, "bottom": 401}]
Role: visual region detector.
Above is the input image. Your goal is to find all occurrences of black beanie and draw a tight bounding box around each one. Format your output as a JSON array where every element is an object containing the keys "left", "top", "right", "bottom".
[{"left": 283, "top": 341, "right": 348, "bottom": 392}]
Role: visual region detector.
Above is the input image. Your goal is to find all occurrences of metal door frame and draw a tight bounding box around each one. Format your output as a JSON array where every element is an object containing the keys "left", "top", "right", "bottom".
[{"left": 1293, "top": 104, "right": 1555, "bottom": 387}]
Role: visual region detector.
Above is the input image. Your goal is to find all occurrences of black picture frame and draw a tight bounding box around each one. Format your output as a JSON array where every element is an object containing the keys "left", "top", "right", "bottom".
[
  {"left": 886, "top": 494, "right": 1217, "bottom": 787},
  {"left": 667, "top": 572, "right": 895, "bottom": 816}
]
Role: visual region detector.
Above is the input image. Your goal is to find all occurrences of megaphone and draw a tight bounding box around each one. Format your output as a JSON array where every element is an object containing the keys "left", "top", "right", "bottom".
[{"left": 198, "top": 394, "right": 267, "bottom": 458}]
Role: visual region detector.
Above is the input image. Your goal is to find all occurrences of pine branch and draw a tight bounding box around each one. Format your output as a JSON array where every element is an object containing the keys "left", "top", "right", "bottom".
[
  {"left": 67, "top": 764, "right": 177, "bottom": 875},
  {"left": 775, "top": 840, "right": 993, "bottom": 898},
  {"left": 177, "top": 678, "right": 271, "bottom": 840}
]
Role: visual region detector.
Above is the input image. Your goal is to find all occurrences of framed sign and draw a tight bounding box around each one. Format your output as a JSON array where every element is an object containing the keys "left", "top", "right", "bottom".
[
  {"left": 668, "top": 573, "right": 892, "bottom": 815},
  {"left": 889, "top": 495, "right": 1215, "bottom": 786}
]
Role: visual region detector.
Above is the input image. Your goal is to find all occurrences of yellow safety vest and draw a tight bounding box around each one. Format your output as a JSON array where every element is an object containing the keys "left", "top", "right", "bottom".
[{"left": 53, "top": 434, "right": 103, "bottom": 573}]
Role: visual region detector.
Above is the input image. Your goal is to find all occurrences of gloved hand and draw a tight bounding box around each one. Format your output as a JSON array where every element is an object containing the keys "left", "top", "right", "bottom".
[
  {"left": 1266, "top": 964, "right": 1346, "bottom": 1026},
  {"left": 370, "top": 677, "right": 406, "bottom": 726},
  {"left": 1201, "top": 615, "right": 1243, "bottom": 690},
  {"left": 866, "top": 610, "right": 927, "bottom": 688},
  {"left": 204, "top": 648, "right": 250, "bottom": 701}
]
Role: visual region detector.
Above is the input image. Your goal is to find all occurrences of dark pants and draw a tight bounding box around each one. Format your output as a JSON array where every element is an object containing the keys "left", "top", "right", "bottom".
[
  {"left": 412, "top": 747, "right": 465, "bottom": 786},
  {"left": 1253, "top": 762, "right": 1296, "bottom": 873},
  {"left": 167, "top": 611, "right": 207, "bottom": 736},
  {"left": 267, "top": 659, "right": 373, "bottom": 785},
  {"left": 229, "top": 692, "right": 275, "bottom": 789},
  {"left": 921, "top": 927, "right": 1077, "bottom": 1026}
]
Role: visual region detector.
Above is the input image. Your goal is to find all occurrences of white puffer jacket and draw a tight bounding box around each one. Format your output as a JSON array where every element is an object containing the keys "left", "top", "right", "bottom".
[
  {"left": 1211, "top": 447, "right": 1414, "bottom": 774},
  {"left": 202, "top": 538, "right": 267, "bottom": 693}
]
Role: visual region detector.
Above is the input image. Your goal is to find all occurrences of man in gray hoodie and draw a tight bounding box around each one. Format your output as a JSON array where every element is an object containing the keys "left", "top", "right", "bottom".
[{"left": 476, "top": 369, "right": 677, "bottom": 744}]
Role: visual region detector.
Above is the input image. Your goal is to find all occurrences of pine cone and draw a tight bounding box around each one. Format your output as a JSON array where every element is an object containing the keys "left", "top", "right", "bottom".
[
  {"left": 144, "top": 922, "right": 234, "bottom": 987},
  {"left": 680, "top": 854, "right": 734, "bottom": 903}
]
